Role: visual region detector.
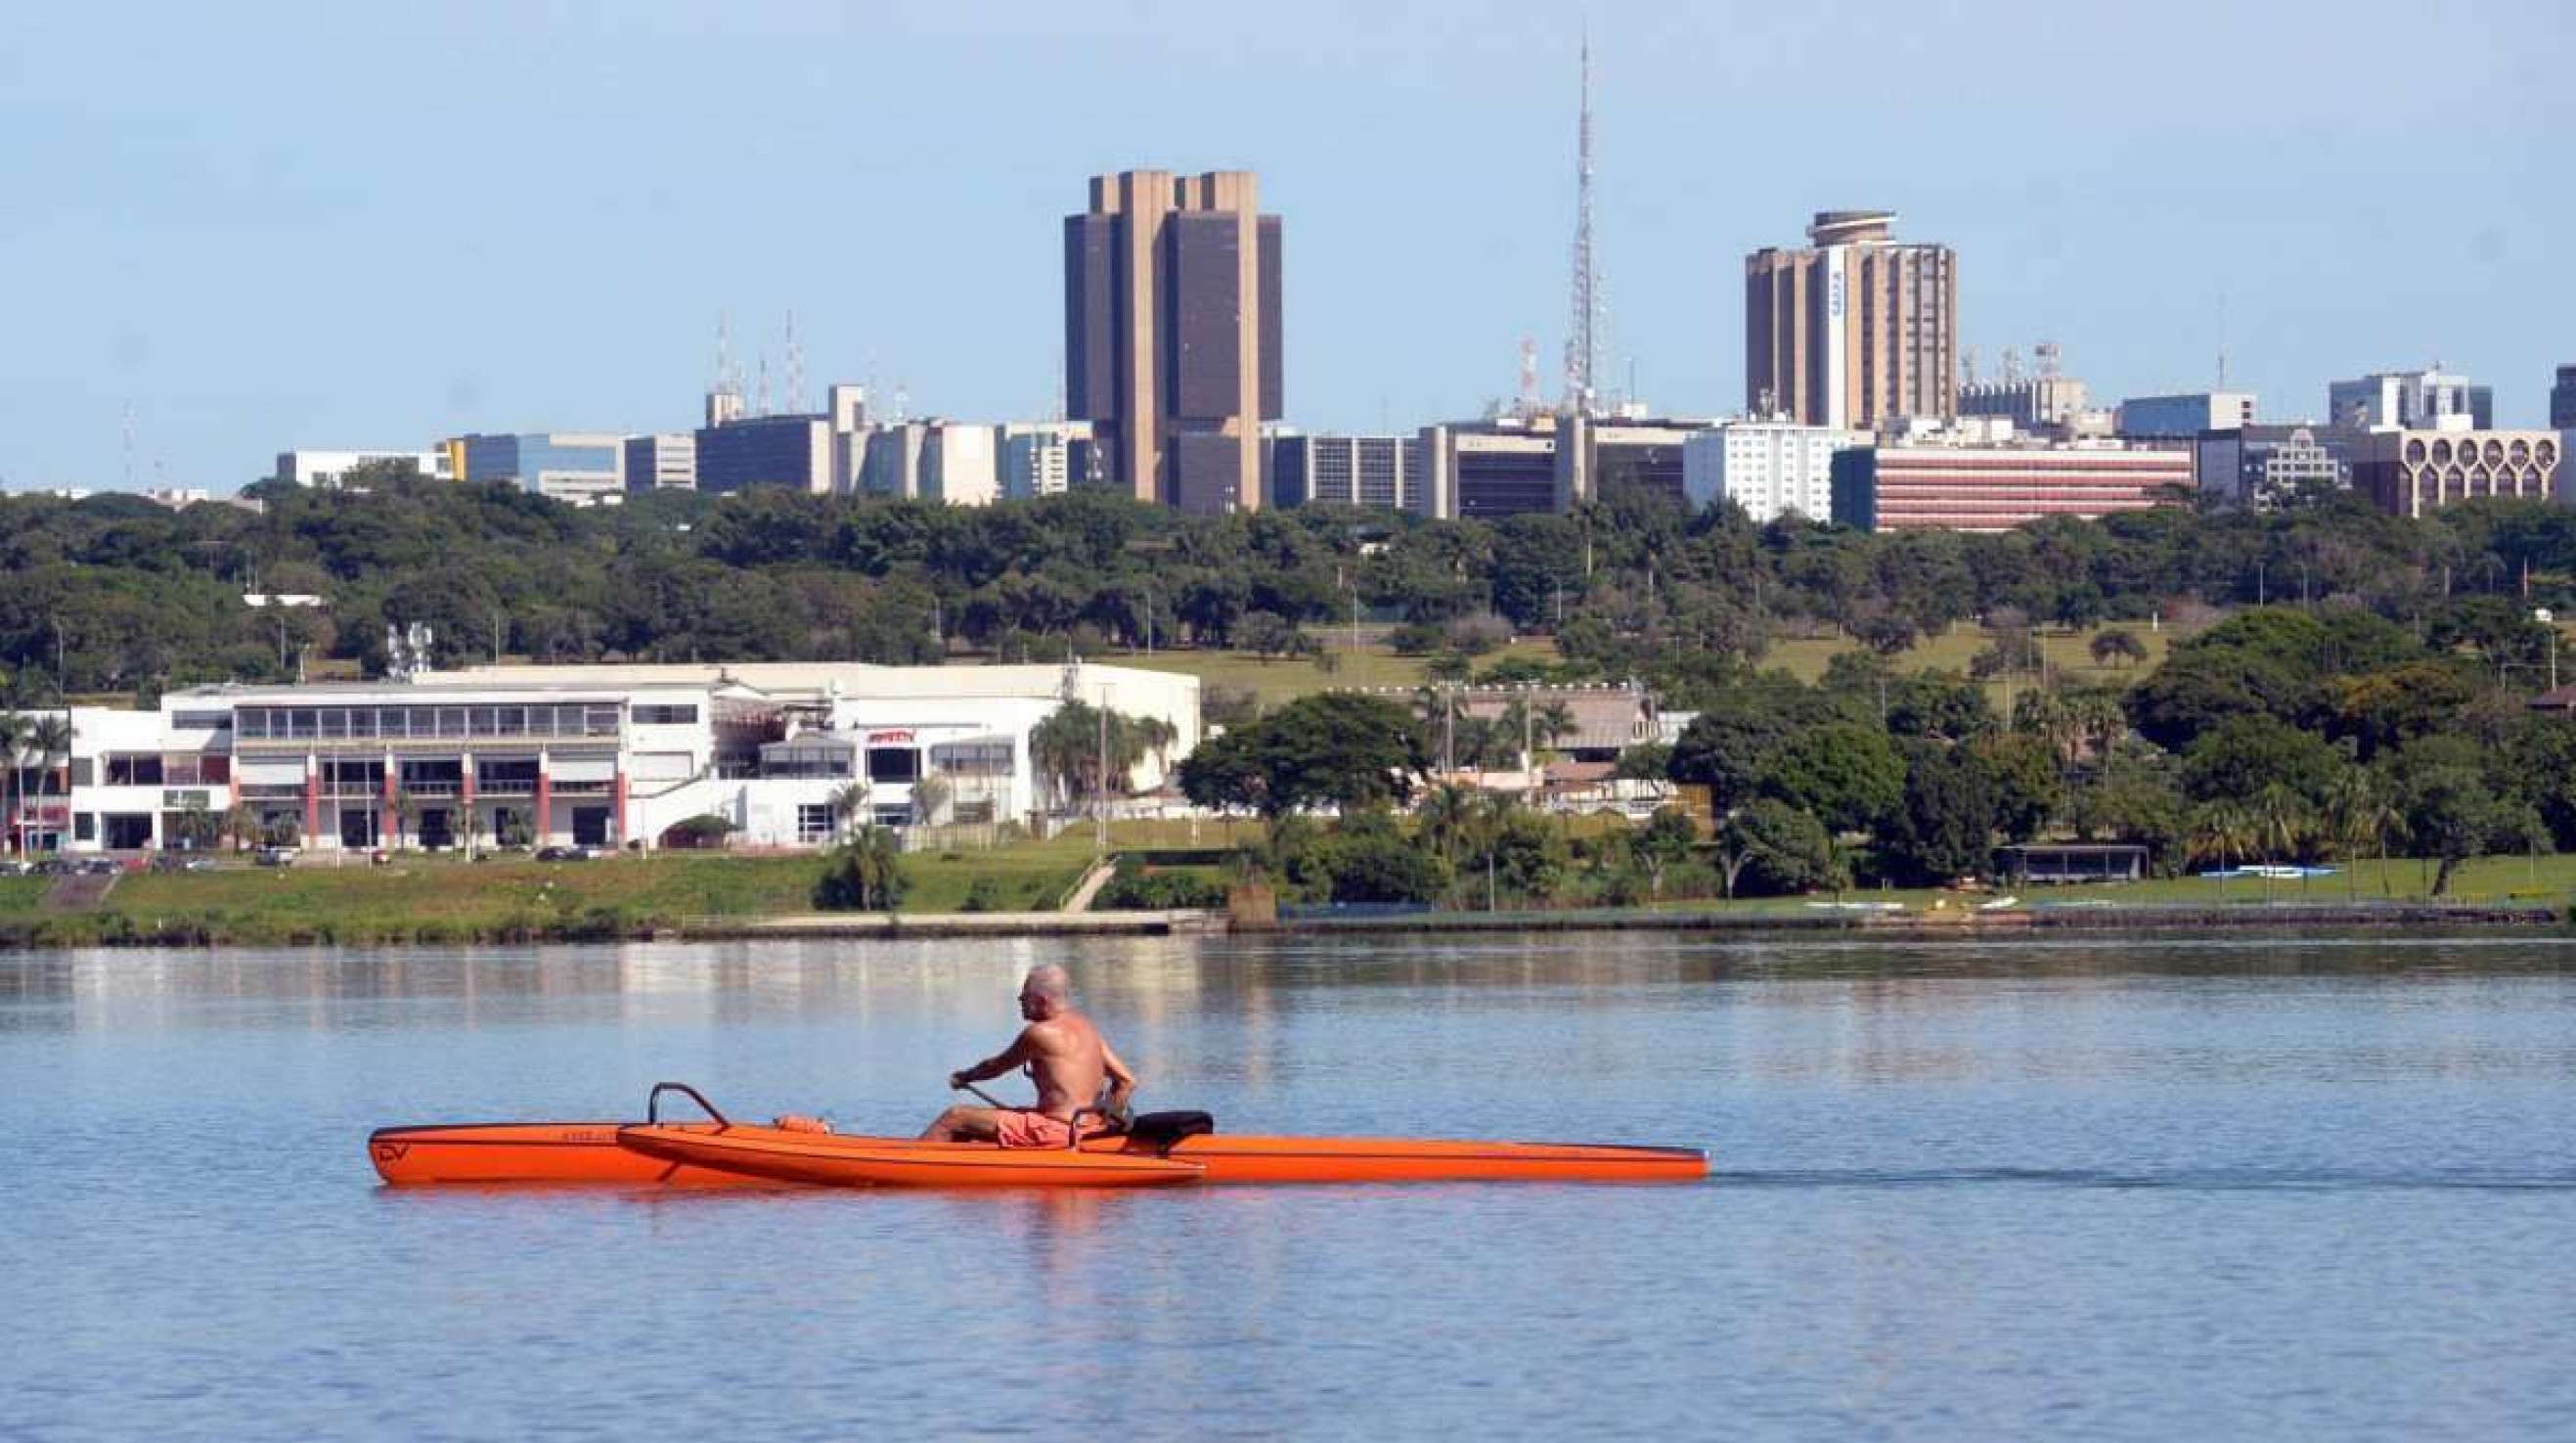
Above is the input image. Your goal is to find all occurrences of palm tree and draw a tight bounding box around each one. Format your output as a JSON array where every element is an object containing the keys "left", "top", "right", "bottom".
[
  {"left": 1414, "top": 782, "right": 1478, "bottom": 865},
  {"left": 2327, "top": 768, "right": 2407, "bottom": 899},
  {"left": 2188, "top": 800, "right": 2256, "bottom": 880},
  {"left": 0, "top": 712, "right": 25, "bottom": 857},
  {"left": 828, "top": 779, "right": 873, "bottom": 840},
  {"left": 2253, "top": 782, "right": 2312, "bottom": 903}
]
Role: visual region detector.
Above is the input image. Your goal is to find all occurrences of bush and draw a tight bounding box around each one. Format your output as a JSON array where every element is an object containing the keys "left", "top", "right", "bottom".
[
  {"left": 1093, "top": 859, "right": 1228, "bottom": 911},
  {"left": 959, "top": 877, "right": 1011, "bottom": 913}
]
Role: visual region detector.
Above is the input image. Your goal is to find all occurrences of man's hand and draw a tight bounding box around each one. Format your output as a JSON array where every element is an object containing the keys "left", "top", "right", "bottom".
[
  {"left": 949, "top": 1069, "right": 973, "bottom": 1091},
  {"left": 774, "top": 1113, "right": 832, "bottom": 1134}
]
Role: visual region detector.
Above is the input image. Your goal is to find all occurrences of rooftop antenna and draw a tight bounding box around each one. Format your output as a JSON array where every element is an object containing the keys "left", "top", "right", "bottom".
[
  {"left": 1561, "top": 23, "right": 1601, "bottom": 417},
  {"left": 1962, "top": 345, "right": 1980, "bottom": 387},
  {"left": 2215, "top": 293, "right": 2230, "bottom": 390},
  {"left": 755, "top": 350, "right": 772, "bottom": 417},
  {"left": 1517, "top": 338, "right": 1543, "bottom": 416},
  {"left": 2035, "top": 340, "right": 2062, "bottom": 380},
  {"left": 893, "top": 380, "right": 910, "bottom": 425},
  {"left": 783, "top": 308, "right": 805, "bottom": 415}
]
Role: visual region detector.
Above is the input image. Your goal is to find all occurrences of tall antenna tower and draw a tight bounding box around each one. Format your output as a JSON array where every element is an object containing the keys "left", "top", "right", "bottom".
[
  {"left": 755, "top": 350, "right": 773, "bottom": 417},
  {"left": 1517, "top": 338, "right": 1543, "bottom": 416},
  {"left": 2215, "top": 293, "right": 2231, "bottom": 389},
  {"left": 783, "top": 309, "right": 805, "bottom": 415},
  {"left": 1561, "top": 24, "right": 1601, "bottom": 417}
]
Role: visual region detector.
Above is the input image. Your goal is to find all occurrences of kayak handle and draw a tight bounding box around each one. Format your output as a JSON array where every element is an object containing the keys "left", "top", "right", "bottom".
[
  {"left": 1067, "top": 1105, "right": 1117, "bottom": 1150},
  {"left": 647, "top": 1082, "right": 731, "bottom": 1131}
]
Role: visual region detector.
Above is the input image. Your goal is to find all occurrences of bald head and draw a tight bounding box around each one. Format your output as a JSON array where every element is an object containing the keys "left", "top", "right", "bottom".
[{"left": 1018, "top": 965, "right": 1072, "bottom": 1019}]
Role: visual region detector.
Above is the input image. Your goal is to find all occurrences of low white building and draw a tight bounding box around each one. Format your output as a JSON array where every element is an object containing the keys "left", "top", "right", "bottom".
[
  {"left": 7, "top": 661, "right": 1198, "bottom": 857},
  {"left": 1681, "top": 421, "right": 1867, "bottom": 522},
  {"left": 273, "top": 448, "right": 453, "bottom": 487}
]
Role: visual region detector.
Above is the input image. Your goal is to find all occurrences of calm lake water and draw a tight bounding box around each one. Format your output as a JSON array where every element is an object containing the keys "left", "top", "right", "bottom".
[{"left": 5, "top": 932, "right": 2574, "bottom": 1441}]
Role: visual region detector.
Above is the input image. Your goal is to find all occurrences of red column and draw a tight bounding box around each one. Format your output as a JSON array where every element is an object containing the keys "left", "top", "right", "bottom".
[
  {"left": 303, "top": 764, "right": 319, "bottom": 846},
  {"left": 536, "top": 770, "right": 552, "bottom": 843},
  {"left": 381, "top": 763, "right": 397, "bottom": 847},
  {"left": 613, "top": 770, "right": 629, "bottom": 848}
]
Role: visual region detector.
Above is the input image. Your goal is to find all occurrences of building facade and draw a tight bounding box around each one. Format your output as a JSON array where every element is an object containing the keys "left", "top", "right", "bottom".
[
  {"left": 623, "top": 433, "right": 698, "bottom": 491},
  {"left": 922, "top": 423, "right": 1000, "bottom": 506},
  {"left": 1831, "top": 444, "right": 2193, "bottom": 532},
  {"left": 1415, "top": 423, "right": 1556, "bottom": 520},
  {"left": 2352, "top": 429, "right": 2561, "bottom": 519},
  {"left": 2192, "top": 425, "right": 2363, "bottom": 508},
  {"left": 2330, "top": 368, "right": 2490, "bottom": 430},
  {"left": 458, "top": 433, "right": 625, "bottom": 504},
  {"left": 274, "top": 448, "right": 453, "bottom": 488},
  {"left": 693, "top": 415, "right": 835, "bottom": 496},
  {"left": 1266, "top": 433, "right": 1424, "bottom": 511},
  {"left": 999, "top": 422, "right": 1093, "bottom": 499},
  {"left": 2551, "top": 365, "right": 2576, "bottom": 429},
  {"left": 1681, "top": 422, "right": 1866, "bottom": 522},
  {"left": 1746, "top": 210, "right": 1957, "bottom": 429},
  {"left": 1961, "top": 376, "right": 2091, "bottom": 432},
  {"left": 2117, "top": 392, "right": 2257, "bottom": 438},
  {"left": 1064, "top": 169, "right": 1283, "bottom": 514},
  {"left": 7, "top": 661, "right": 1200, "bottom": 857}
]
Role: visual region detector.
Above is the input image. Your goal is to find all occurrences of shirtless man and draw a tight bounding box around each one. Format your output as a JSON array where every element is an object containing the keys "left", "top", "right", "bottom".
[{"left": 918, "top": 964, "right": 1137, "bottom": 1148}]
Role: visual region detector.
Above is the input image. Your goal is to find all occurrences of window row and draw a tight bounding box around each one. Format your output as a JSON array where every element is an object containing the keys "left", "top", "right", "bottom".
[{"left": 236, "top": 703, "right": 626, "bottom": 742}]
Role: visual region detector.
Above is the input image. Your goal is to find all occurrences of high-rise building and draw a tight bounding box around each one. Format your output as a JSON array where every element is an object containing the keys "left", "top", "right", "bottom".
[
  {"left": 457, "top": 433, "right": 625, "bottom": 504},
  {"left": 1681, "top": 422, "right": 1868, "bottom": 522},
  {"left": 2329, "top": 367, "right": 2488, "bottom": 430},
  {"left": 999, "top": 422, "right": 1092, "bottom": 500},
  {"left": 2118, "top": 392, "right": 2258, "bottom": 438},
  {"left": 2551, "top": 365, "right": 2576, "bottom": 429},
  {"left": 623, "top": 433, "right": 697, "bottom": 491},
  {"left": 1746, "top": 210, "right": 1957, "bottom": 429},
  {"left": 1063, "top": 169, "right": 1282, "bottom": 514},
  {"left": 694, "top": 415, "right": 833, "bottom": 496}
]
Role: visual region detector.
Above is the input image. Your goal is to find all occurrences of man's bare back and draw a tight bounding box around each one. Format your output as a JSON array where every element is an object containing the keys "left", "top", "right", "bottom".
[{"left": 919, "top": 965, "right": 1136, "bottom": 1145}]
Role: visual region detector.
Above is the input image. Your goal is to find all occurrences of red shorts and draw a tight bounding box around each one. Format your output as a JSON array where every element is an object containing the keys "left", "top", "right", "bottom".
[{"left": 993, "top": 1109, "right": 1099, "bottom": 1150}]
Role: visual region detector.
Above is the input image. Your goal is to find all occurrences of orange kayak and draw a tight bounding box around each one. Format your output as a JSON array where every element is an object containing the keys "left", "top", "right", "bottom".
[
  {"left": 368, "top": 1121, "right": 761, "bottom": 1187},
  {"left": 617, "top": 1123, "right": 1207, "bottom": 1189}
]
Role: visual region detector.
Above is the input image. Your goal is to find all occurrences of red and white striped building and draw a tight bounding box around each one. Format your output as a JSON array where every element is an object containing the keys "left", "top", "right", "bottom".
[{"left": 1830, "top": 444, "right": 2193, "bottom": 532}]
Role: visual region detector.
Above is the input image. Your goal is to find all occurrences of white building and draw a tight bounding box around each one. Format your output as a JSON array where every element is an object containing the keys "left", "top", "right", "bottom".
[
  {"left": 2116, "top": 392, "right": 2258, "bottom": 438},
  {"left": 274, "top": 448, "right": 453, "bottom": 488},
  {"left": 623, "top": 433, "right": 698, "bottom": 491},
  {"left": 1000, "top": 422, "right": 1092, "bottom": 499},
  {"left": 1681, "top": 422, "right": 1867, "bottom": 522},
  {"left": 923, "top": 424, "right": 1001, "bottom": 506},
  {"left": 7, "top": 661, "right": 1199, "bottom": 858},
  {"left": 2330, "top": 367, "right": 2489, "bottom": 431}
]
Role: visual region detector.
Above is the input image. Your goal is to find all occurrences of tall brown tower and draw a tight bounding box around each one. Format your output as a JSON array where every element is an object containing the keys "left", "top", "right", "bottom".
[
  {"left": 1746, "top": 210, "right": 1956, "bottom": 429},
  {"left": 1064, "top": 170, "right": 1283, "bottom": 513}
]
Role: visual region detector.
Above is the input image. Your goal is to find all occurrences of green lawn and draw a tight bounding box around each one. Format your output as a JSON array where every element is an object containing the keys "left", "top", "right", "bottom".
[{"left": 1111, "top": 640, "right": 1561, "bottom": 707}]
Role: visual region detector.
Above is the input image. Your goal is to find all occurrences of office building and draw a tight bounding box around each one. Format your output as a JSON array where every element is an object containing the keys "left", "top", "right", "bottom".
[
  {"left": 858, "top": 424, "right": 931, "bottom": 499},
  {"left": 1746, "top": 210, "right": 1957, "bottom": 428},
  {"left": 274, "top": 448, "right": 452, "bottom": 488},
  {"left": 1416, "top": 421, "right": 1559, "bottom": 520},
  {"left": 2551, "top": 366, "right": 2576, "bottom": 429},
  {"left": 1682, "top": 422, "right": 1867, "bottom": 522},
  {"left": 1064, "top": 168, "right": 1283, "bottom": 513},
  {"left": 457, "top": 433, "right": 625, "bottom": 504},
  {"left": 2118, "top": 392, "right": 2258, "bottom": 438},
  {"left": 1562, "top": 416, "right": 1701, "bottom": 509},
  {"left": 2352, "top": 429, "right": 2561, "bottom": 519},
  {"left": 623, "top": 433, "right": 697, "bottom": 492},
  {"left": 2193, "top": 425, "right": 2366, "bottom": 508},
  {"left": 14, "top": 660, "right": 1200, "bottom": 857},
  {"left": 693, "top": 414, "right": 833, "bottom": 496},
  {"left": 922, "top": 424, "right": 1000, "bottom": 506},
  {"left": 1962, "top": 377, "right": 2090, "bottom": 433},
  {"left": 1831, "top": 444, "right": 2192, "bottom": 532},
  {"left": 1267, "top": 433, "right": 1424, "bottom": 512},
  {"left": 2330, "top": 367, "right": 2490, "bottom": 430},
  {"left": 999, "top": 422, "right": 1093, "bottom": 500}
]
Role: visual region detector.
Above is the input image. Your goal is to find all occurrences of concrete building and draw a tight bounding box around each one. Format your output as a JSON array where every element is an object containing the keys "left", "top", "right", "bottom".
[
  {"left": 858, "top": 424, "right": 931, "bottom": 499},
  {"left": 1961, "top": 376, "right": 2091, "bottom": 433},
  {"left": 2330, "top": 367, "right": 2490, "bottom": 431},
  {"left": 2551, "top": 365, "right": 2576, "bottom": 429},
  {"left": 9, "top": 660, "right": 1199, "bottom": 858},
  {"left": 1831, "top": 443, "right": 2193, "bottom": 532},
  {"left": 2117, "top": 392, "right": 2258, "bottom": 438},
  {"left": 457, "top": 433, "right": 625, "bottom": 505},
  {"left": 694, "top": 414, "right": 834, "bottom": 496},
  {"left": 1562, "top": 416, "right": 1701, "bottom": 510},
  {"left": 1681, "top": 422, "right": 1867, "bottom": 522},
  {"left": 1746, "top": 210, "right": 1957, "bottom": 429},
  {"left": 2193, "top": 425, "right": 2367, "bottom": 508},
  {"left": 1064, "top": 168, "right": 1283, "bottom": 513},
  {"left": 2353, "top": 429, "right": 2561, "bottom": 519},
  {"left": 999, "top": 422, "right": 1093, "bottom": 500},
  {"left": 1416, "top": 421, "right": 1558, "bottom": 521},
  {"left": 273, "top": 448, "right": 452, "bottom": 488},
  {"left": 922, "top": 423, "right": 1000, "bottom": 506},
  {"left": 623, "top": 433, "right": 698, "bottom": 492},
  {"left": 1267, "top": 433, "right": 1424, "bottom": 511}
]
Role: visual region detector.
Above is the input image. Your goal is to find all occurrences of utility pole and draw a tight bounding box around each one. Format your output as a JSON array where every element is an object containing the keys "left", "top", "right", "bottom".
[{"left": 1094, "top": 691, "right": 1109, "bottom": 853}]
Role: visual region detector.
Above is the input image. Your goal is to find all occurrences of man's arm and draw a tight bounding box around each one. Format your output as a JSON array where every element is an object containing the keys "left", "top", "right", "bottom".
[
  {"left": 950, "top": 1025, "right": 1041, "bottom": 1090},
  {"left": 1100, "top": 1040, "right": 1139, "bottom": 1111}
]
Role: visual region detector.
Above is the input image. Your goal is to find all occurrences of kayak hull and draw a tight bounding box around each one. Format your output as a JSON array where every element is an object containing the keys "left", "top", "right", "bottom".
[
  {"left": 369, "top": 1122, "right": 759, "bottom": 1187},
  {"left": 369, "top": 1121, "right": 1710, "bottom": 1188},
  {"left": 617, "top": 1124, "right": 1206, "bottom": 1189}
]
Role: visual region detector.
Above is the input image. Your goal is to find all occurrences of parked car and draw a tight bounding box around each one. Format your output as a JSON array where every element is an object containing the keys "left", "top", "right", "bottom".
[
  {"left": 79, "top": 858, "right": 123, "bottom": 876},
  {"left": 253, "top": 846, "right": 299, "bottom": 868},
  {"left": 150, "top": 854, "right": 214, "bottom": 874},
  {"left": 535, "top": 844, "right": 599, "bottom": 862},
  {"left": 31, "top": 858, "right": 74, "bottom": 877},
  {"left": 0, "top": 860, "right": 28, "bottom": 877}
]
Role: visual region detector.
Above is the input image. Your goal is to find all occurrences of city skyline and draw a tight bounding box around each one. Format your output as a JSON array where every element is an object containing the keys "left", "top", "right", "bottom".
[{"left": 1, "top": 0, "right": 2569, "bottom": 491}]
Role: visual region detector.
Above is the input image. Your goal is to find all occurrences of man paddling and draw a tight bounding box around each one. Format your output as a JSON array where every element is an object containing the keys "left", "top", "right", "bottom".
[{"left": 920, "top": 964, "right": 1137, "bottom": 1147}]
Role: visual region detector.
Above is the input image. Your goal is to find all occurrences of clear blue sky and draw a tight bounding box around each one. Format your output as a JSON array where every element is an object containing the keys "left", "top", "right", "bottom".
[{"left": 3, "top": 0, "right": 2568, "bottom": 492}]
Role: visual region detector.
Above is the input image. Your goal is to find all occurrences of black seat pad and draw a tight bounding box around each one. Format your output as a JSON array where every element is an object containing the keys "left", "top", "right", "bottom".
[{"left": 1127, "top": 1110, "right": 1216, "bottom": 1150}]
